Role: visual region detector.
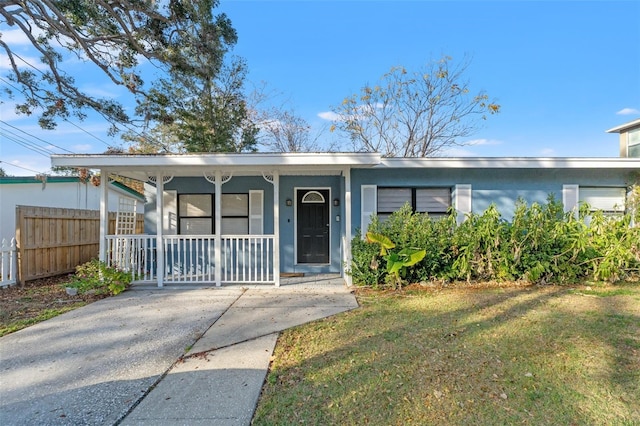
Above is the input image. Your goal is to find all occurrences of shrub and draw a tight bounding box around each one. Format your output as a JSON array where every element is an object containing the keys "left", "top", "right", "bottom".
[
  {"left": 350, "top": 229, "right": 385, "bottom": 287},
  {"left": 586, "top": 210, "right": 640, "bottom": 282},
  {"left": 350, "top": 195, "right": 640, "bottom": 287},
  {"left": 366, "top": 231, "right": 426, "bottom": 290},
  {"left": 449, "top": 204, "right": 510, "bottom": 281},
  {"left": 66, "top": 259, "right": 132, "bottom": 296},
  {"left": 348, "top": 205, "right": 456, "bottom": 288}
]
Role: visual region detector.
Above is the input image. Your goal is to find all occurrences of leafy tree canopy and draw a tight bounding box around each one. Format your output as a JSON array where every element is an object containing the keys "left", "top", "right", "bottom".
[
  {"left": 135, "top": 56, "right": 258, "bottom": 153},
  {"left": 0, "top": 0, "right": 237, "bottom": 133}
]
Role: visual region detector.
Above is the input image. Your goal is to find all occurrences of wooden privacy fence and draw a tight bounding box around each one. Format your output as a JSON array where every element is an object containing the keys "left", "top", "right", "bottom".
[{"left": 15, "top": 205, "right": 144, "bottom": 284}]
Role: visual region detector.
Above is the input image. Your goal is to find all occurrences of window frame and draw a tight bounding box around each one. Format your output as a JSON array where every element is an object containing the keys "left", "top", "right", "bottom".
[
  {"left": 627, "top": 128, "right": 640, "bottom": 157},
  {"left": 177, "top": 193, "right": 213, "bottom": 235},
  {"left": 377, "top": 186, "right": 451, "bottom": 219},
  {"left": 220, "top": 193, "right": 249, "bottom": 235},
  {"left": 174, "top": 192, "right": 256, "bottom": 235}
]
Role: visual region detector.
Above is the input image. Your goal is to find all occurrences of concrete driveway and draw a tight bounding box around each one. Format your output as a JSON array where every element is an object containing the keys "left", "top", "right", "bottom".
[{"left": 0, "top": 285, "right": 358, "bottom": 425}]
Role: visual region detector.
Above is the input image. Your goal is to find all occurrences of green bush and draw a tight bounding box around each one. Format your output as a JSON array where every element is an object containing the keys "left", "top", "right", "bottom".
[
  {"left": 350, "top": 229, "right": 385, "bottom": 287},
  {"left": 65, "top": 259, "right": 132, "bottom": 296},
  {"left": 350, "top": 195, "right": 640, "bottom": 287},
  {"left": 349, "top": 204, "right": 456, "bottom": 288}
]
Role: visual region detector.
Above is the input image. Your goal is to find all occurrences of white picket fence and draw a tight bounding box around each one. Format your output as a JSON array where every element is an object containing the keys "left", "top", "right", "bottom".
[{"left": 1, "top": 238, "right": 17, "bottom": 288}]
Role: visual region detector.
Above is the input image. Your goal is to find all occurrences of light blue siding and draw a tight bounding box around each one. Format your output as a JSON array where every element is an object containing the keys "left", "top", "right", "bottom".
[
  {"left": 279, "top": 175, "right": 342, "bottom": 274},
  {"left": 142, "top": 164, "right": 634, "bottom": 277},
  {"left": 351, "top": 167, "right": 635, "bottom": 234},
  {"left": 145, "top": 175, "right": 343, "bottom": 274},
  {"left": 145, "top": 176, "right": 275, "bottom": 234}
]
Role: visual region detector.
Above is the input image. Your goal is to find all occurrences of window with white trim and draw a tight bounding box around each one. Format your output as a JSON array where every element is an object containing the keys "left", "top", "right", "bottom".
[
  {"left": 176, "top": 191, "right": 263, "bottom": 235},
  {"left": 178, "top": 194, "right": 213, "bottom": 235},
  {"left": 221, "top": 193, "right": 249, "bottom": 234},
  {"left": 377, "top": 187, "right": 451, "bottom": 220},
  {"left": 628, "top": 128, "right": 640, "bottom": 157},
  {"left": 579, "top": 187, "right": 626, "bottom": 216}
]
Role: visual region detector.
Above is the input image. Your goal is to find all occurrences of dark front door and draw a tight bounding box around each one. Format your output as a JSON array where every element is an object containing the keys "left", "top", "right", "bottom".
[{"left": 297, "top": 189, "right": 330, "bottom": 264}]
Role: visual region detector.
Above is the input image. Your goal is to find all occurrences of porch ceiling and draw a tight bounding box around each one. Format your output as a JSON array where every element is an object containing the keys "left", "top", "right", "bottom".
[{"left": 50, "top": 152, "right": 382, "bottom": 181}]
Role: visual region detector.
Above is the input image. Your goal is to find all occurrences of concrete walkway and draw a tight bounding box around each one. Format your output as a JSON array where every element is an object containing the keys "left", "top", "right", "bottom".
[{"left": 0, "top": 282, "right": 358, "bottom": 426}]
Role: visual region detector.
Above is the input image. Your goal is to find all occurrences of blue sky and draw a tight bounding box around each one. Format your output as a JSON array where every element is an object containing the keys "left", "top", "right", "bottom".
[{"left": 1, "top": 0, "right": 639, "bottom": 176}]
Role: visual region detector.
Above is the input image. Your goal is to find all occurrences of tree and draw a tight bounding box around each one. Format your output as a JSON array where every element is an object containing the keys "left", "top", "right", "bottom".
[
  {"left": 258, "top": 108, "right": 321, "bottom": 153},
  {"left": 0, "top": 167, "right": 8, "bottom": 177},
  {"left": 123, "top": 123, "right": 185, "bottom": 154},
  {"left": 136, "top": 56, "right": 258, "bottom": 153},
  {"left": 0, "top": 0, "right": 237, "bottom": 131},
  {"left": 329, "top": 56, "right": 500, "bottom": 157}
]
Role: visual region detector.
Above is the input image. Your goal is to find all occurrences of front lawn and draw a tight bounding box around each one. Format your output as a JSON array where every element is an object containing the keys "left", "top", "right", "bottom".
[{"left": 254, "top": 282, "right": 640, "bottom": 425}]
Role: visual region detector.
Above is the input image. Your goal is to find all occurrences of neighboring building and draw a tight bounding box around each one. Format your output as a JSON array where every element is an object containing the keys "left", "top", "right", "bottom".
[
  {"left": 607, "top": 118, "right": 640, "bottom": 158},
  {"left": 50, "top": 153, "right": 639, "bottom": 287},
  {"left": 0, "top": 176, "right": 145, "bottom": 241}
]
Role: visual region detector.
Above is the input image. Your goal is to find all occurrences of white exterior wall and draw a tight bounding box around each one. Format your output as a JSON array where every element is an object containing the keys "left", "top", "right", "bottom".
[{"left": 0, "top": 180, "right": 143, "bottom": 241}]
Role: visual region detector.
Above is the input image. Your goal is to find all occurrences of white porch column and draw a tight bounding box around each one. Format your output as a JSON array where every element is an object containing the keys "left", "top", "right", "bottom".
[
  {"left": 98, "top": 168, "right": 108, "bottom": 263},
  {"left": 214, "top": 170, "right": 222, "bottom": 287},
  {"left": 343, "top": 168, "right": 353, "bottom": 286},
  {"left": 155, "top": 173, "right": 164, "bottom": 287},
  {"left": 273, "top": 171, "right": 280, "bottom": 287}
]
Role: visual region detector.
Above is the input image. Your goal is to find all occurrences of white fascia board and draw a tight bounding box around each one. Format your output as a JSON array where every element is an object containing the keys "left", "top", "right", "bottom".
[
  {"left": 606, "top": 118, "right": 640, "bottom": 134},
  {"left": 51, "top": 152, "right": 382, "bottom": 170},
  {"left": 379, "top": 157, "right": 640, "bottom": 169}
]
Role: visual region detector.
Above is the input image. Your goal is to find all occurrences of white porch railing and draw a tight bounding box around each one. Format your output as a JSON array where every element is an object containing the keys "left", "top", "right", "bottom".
[
  {"left": 1, "top": 238, "right": 17, "bottom": 288},
  {"left": 164, "top": 235, "right": 216, "bottom": 283},
  {"left": 105, "top": 234, "right": 275, "bottom": 285},
  {"left": 220, "top": 235, "right": 274, "bottom": 283},
  {"left": 106, "top": 235, "right": 157, "bottom": 282}
]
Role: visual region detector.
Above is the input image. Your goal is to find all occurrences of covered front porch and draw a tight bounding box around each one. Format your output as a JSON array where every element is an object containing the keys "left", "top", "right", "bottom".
[{"left": 50, "top": 153, "right": 381, "bottom": 287}]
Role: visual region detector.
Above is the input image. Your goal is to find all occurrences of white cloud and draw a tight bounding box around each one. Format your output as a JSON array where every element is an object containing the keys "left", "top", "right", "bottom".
[
  {"left": 0, "top": 28, "right": 35, "bottom": 45},
  {"left": 0, "top": 103, "right": 21, "bottom": 121},
  {"left": 441, "top": 147, "right": 476, "bottom": 157},
  {"left": 0, "top": 52, "right": 47, "bottom": 70},
  {"left": 318, "top": 103, "right": 383, "bottom": 122},
  {"left": 616, "top": 108, "right": 640, "bottom": 115},
  {"left": 318, "top": 111, "right": 339, "bottom": 121},
  {"left": 466, "top": 138, "right": 502, "bottom": 146},
  {"left": 540, "top": 148, "right": 555, "bottom": 156}
]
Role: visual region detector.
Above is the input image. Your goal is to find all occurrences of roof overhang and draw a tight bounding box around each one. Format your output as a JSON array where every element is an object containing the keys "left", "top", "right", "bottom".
[
  {"left": 379, "top": 157, "right": 640, "bottom": 170},
  {"left": 51, "top": 153, "right": 640, "bottom": 181},
  {"left": 606, "top": 118, "right": 640, "bottom": 134},
  {"left": 50, "top": 152, "right": 383, "bottom": 181}
]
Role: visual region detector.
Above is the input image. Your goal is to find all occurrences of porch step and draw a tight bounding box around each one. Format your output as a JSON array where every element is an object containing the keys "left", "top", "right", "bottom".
[{"left": 280, "top": 272, "right": 305, "bottom": 278}]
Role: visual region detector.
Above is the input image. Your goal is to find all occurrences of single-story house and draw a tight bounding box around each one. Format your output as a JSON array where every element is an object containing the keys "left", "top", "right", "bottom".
[
  {"left": 0, "top": 176, "right": 145, "bottom": 242},
  {"left": 50, "top": 153, "right": 640, "bottom": 287}
]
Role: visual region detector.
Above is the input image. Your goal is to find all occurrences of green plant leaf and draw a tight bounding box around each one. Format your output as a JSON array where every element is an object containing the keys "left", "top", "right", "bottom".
[
  {"left": 398, "top": 248, "right": 427, "bottom": 266},
  {"left": 366, "top": 232, "right": 395, "bottom": 255}
]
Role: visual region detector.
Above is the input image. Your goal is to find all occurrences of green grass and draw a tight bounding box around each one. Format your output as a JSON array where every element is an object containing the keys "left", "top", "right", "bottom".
[
  {"left": 0, "top": 304, "right": 86, "bottom": 336},
  {"left": 253, "top": 283, "right": 640, "bottom": 425}
]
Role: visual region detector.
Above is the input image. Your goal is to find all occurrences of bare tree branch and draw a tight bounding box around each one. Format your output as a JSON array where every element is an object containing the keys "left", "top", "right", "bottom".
[{"left": 330, "top": 56, "right": 500, "bottom": 157}]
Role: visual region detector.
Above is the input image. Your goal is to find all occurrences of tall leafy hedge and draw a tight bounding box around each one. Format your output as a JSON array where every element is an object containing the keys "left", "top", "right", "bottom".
[{"left": 349, "top": 195, "right": 640, "bottom": 288}]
